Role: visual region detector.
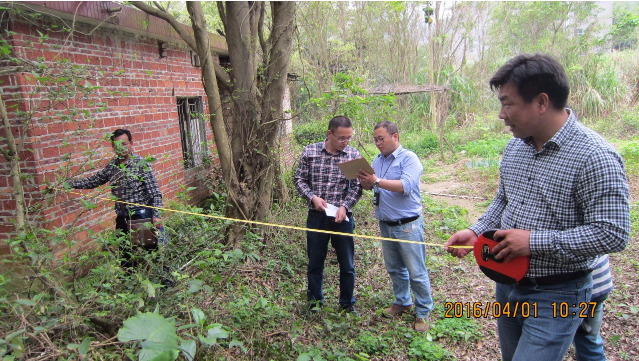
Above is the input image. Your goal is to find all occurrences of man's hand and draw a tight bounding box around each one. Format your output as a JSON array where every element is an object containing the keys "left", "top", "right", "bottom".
[
  {"left": 491, "top": 229, "right": 531, "bottom": 263},
  {"left": 153, "top": 218, "right": 163, "bottom": 228},
  {"left": 311, "top": 196, "right": 327, "bottom": 212},
  {"left": 444, "top": 229, "right": 478, "bottom": 258},
  {"left": 335, "top": 206, "right": 348, "bottom": 223},
  {"left": 357, "top": 169, "right": 376, "bottom": 190}
]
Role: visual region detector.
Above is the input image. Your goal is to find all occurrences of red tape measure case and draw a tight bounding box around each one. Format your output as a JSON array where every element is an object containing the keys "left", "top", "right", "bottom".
[{"left": 473, "top": 230, "right": 529, "bottom": 284}]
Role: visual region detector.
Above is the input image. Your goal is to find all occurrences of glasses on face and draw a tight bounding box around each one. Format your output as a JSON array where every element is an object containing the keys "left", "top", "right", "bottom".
[
  {"left": 373, "top": 135, "right": 391, "bottom": 144},
  {"left": 332, "top": 132, "right": 353, "bottom": 143}
]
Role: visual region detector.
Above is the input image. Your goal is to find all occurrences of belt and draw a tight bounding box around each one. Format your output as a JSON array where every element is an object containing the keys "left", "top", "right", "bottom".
[
  {"left": 517, "top": 270, "right": 591, "bottom": 286},
  {"left": 383, "top": 215, "right": 419, "bottom": 227}
]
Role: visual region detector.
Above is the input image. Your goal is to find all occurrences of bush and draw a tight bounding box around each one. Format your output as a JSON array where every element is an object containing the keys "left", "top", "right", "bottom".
[
  {"left": 404, "top": 132, "right": 440, "bottom": 158},
  {"left": 460, "top": 136, "right": 510, "bottom": 158},
  {"left": 620, "top": 140, "right": 639, "bottom": 174},
  {"left": 293, "top": 120, "right": 327, "bottom": 146}
]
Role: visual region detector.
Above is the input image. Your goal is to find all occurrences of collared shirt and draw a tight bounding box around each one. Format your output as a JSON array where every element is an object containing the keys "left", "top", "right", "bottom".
[
  {"left": 68, "top": 153, "right": 163, "bottom": 219},
  {"left": 372, "top": 145, "right": 423, "bottom": 221},
  {"left": 294, "top": 140, "right": 362, "bottom": 211},
  {"left": 470, "top": 109, "right": 630, "bottom": 277}
]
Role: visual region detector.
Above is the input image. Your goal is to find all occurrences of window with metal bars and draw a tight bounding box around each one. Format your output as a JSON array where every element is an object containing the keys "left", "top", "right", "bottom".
[{"left": 176, "top": 97, "right": 208, "bottom": 169}]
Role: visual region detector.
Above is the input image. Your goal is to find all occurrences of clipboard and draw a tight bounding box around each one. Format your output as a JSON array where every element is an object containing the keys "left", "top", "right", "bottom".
[{"left": 338, "top": 157, "right": 375, "bottom": 180}]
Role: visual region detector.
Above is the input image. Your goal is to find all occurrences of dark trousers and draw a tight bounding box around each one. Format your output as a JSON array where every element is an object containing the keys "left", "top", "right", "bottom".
[
  {"left": 115, "top": 214, "right": 158, "bottom": 269},
  {"left": 306, "top": 209, "right": 356, "bottom": 306}
]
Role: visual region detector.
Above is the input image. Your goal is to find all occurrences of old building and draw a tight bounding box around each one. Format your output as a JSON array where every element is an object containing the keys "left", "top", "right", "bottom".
[{"left": 0, "top": 1, "right": 227, "bottom": 255}]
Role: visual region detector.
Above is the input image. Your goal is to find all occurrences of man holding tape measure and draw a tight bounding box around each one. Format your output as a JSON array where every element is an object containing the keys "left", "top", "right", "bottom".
[
  {"left": 65, "top": 128, "right": 167, "bottom": 270},
  {"left": 445, "top": 54, "right": 630, "bottom": 361},
  {"left": 357, "top": 120, "right": 433, "bottom": 332}
]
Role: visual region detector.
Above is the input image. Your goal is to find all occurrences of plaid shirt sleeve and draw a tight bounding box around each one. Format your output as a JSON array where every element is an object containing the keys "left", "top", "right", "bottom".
[
  {"left": 67, "top": 161, "right": 113, "bottom": 190},
  {"left": 294, "top": 146, "right": 315, "bottom": 202}
]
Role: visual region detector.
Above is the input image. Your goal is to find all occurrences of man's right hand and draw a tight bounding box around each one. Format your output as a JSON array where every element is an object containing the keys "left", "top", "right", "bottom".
[
  {"left": 311, "top": 196, "right": 327, "bottom": 212},
  {"left": 444, "top": 229, "right": 478, "bottom": 258}
]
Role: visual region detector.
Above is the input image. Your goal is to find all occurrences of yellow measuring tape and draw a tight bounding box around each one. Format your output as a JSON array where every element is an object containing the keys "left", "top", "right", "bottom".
[{"left": 55, "top": 188, "right": 473, "bottom": 249}]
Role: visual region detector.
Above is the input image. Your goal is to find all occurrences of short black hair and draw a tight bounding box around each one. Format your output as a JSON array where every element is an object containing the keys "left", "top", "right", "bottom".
[
  {"left": 489, "top": 53, "right": 570, "bottom": 110},
  {"left": 328, "top": 116, "right": 353, "bottom": 133},
  {"left": 374, "top": 120, "right": 399, "bottom": 136},
  {"left": 111, "top": 128, "right": 132, "bottom": 142}
]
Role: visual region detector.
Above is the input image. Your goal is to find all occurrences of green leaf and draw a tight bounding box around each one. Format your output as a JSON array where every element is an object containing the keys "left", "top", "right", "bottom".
[
  {"left": 14, "top": 299, "right": 36, "bottom": 306},
  {"left": 176, "top": 323, "right": 198, "bottom": 331},
  {"left": 117, "top": 312, "right": 178, "bottom": 346},
  {"left": 9, "top": 336, "right": 24, "bottom": 358},
  {"left": 141, "top": 349, "right": 179, "bottom": 361},
  {"left": 198, "top": 324, "right": 229, "bottom": 346},
  {"left": 180, "top": 339, "right": 196, "bottom": 361},
  {"left": 143, "top": 279, "right": 157, "bottom": 298},
  {"left": 229, "top": 339, "right": 247, "bottom": 353},
  {"left": 187, "top": 279, "right": 203, "bottom": 294},
  {"left": 78, "top": 337, "right": 92, "bottom": 356},
  {"left": 191, "top": 307, "right": 206, "bottom": 327}
]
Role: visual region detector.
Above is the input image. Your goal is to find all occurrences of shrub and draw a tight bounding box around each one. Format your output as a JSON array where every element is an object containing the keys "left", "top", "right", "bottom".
[
  {"left": 404, "top": 132, "right": 440, "bottom": 158},
  {"left": 293, "top": 120, "right": 327, "bottom": 146}
]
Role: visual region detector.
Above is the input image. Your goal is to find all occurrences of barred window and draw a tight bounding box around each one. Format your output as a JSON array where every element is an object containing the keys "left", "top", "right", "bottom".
[{"left": 176, "top": 97, "right": 208, "bottom": 169}]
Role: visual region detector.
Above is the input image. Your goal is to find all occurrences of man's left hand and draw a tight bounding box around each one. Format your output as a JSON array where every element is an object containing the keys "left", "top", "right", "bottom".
[
  {"left": 357, "top": 169, "right": 376, "bottom": 189},
  {"left": 153, "top": 218, "right": 163, "bottom": 228},
  {"left": 335, "top": 206, "right": 348, "bottom": 223},
  {"left": 491, "top": 229, "right": 531, "bottom": 263}
]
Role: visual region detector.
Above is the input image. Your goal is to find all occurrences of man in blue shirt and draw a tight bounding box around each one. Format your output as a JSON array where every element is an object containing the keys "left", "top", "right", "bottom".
[
  {"left": 445, "top": 54, "right": 629, "bottom": 360},
  {"left": 358, "top": 121, "right": 433, "bottom": 332}
]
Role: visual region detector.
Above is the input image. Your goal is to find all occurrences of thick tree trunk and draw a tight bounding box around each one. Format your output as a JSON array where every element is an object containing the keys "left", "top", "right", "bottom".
[{"left": 134, "top": 1, "right": 296, "bottom": 248}]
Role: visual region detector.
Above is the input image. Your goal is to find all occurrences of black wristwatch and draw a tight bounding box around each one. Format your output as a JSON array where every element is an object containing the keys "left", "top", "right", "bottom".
[{"left": 373, "top": 178, "right": 381, "bottom": 188}]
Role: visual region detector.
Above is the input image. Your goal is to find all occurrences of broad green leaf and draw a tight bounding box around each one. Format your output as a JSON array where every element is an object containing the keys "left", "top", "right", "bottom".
[
  {"left": 79, "top": 337, "right": 92, "bottom": 356},
  {"left": 198, "top": 325, "right": 228, "bottom": 347},
  {"left": 191, "top": 308, "right": 206, "bottom": 327},
  {"left": 141, "top": 349, "right": 179, "bottom": 361},
  {"left": 117, "top": 312, "right": 178, "bottom": 347},
  {"left": 180, "top": 339, "right": 196, "bottom": 361},
  {"left": 187, "top": 279, "right": 203, "bottom": 294}
]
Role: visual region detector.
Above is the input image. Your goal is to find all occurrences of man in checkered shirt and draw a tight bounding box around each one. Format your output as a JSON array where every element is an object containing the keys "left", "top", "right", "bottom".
[
  {"left": 294, "top": 116, "right": 363, "bottom": 314},
  {"left": 67, "top": 128, "right": 165, "bottom": 268},
  {"left": 445, "top": 54, "right": 630, "bottom": 361}
]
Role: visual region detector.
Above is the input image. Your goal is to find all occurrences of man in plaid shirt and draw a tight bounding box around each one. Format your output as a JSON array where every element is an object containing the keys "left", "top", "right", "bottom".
[
  {"left": 294, "top": 116, "right": 363, "bottom": 314},
  {"left": 67, "top": 128, "right": 166, "bottom": 268},
  {"left": 445, "top": 54, "right": 630, "bottom": 361}
]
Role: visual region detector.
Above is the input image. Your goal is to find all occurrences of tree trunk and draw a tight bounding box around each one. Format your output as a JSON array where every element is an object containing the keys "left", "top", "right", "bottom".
[{"left": 0, "top": 94, "right": 25, "bottom": 238}]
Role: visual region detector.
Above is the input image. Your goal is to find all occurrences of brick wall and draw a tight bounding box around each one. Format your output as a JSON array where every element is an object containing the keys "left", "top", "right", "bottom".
[{"left": 0, "top": 11, "right": 221, "bottom": 255}]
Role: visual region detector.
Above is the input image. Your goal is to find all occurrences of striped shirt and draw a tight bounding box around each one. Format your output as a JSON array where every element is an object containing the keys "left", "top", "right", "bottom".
[
  {"left": 294, "top": 140, "right": 362, "bottom": 211},
  {"left": 470, "top": 109, "right": 630, "bottom": 277},
  {"left": 68, "top": 154, "right": 163, "bottom": 219},
  {"left": 591, "top": 255, "right": 613, "bottom": 300}
]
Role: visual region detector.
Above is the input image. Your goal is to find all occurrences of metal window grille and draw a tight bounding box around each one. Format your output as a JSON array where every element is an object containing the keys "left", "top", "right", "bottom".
[{"left": 177, "top": 97, "right": 207, "bottom": 169}]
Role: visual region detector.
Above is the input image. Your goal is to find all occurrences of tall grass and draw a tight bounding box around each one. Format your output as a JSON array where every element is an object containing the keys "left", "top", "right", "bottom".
[{"left": 568, "top": 54, "right": 632, "bottom": 118}]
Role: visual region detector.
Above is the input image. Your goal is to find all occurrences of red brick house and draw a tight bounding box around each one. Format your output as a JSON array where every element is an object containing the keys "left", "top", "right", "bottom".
[{"left": 0, "top": 1, "right": 228, "bottom": 255}]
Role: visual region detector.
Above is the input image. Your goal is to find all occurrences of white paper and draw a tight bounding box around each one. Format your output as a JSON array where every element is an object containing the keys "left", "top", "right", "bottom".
[{"left": 325, "top": 203, "right": 349, "bottom": 222}]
